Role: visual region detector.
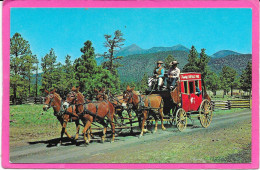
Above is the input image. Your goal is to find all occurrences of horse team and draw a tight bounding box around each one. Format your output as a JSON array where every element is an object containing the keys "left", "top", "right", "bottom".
[{"left": 43, "top": 86, "right": 166, "bottom": 146}]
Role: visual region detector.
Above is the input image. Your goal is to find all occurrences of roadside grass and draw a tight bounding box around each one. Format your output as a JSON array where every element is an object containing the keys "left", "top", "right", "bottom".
[{"left": 88, "top": 118, "right": 251, "bottom": 163}]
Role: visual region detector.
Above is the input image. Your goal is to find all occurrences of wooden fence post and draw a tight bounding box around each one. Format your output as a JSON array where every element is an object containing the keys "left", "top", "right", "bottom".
[{"left": 227, "top": 100, "right": 231, "bottom": 110}]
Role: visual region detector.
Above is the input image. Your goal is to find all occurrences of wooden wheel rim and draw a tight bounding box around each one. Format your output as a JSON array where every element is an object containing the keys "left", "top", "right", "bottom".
[
  {"left": 175, "top": 108, "right": 187, "bottom": 131},
  {"left": 199, "top": 99, "right": 213, "bottom": 128}
]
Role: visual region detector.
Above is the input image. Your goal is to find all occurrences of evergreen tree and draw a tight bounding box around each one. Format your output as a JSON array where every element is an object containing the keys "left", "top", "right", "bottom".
[
  {"left": 74, "top": 40, "right": 98, "bottom": 95},
  {"left": 219, "top": 66, "right": 237, "bottom": 97},
  {"left": 102, "top": 30, "right": 125, "bottom": 75},
  {"left": 57, "top": 55, "right": 77, "bottom": 97},
  {"left": 10, "top": 33, "right": 36, "bottom": 104},
  {"left": 182, "top": 46, "right": 200, "bottom": 72},
  {"left": 164, "top": 54, "right": 176, "bottom": 70},
  {"left": 41, "top": 48, "right": 58, "bottom": 90},
  {"left": 240, "top": 61, "right": 252, "bottom": 95},
  {"left": 198, "top": 49, "right": 210, "bottom": 80},
  {"left": 139, "top": 73, "right": 148, "bottom": 93},
  {"left": 205, "top": 71, "right": 220, "bottom": 95}
]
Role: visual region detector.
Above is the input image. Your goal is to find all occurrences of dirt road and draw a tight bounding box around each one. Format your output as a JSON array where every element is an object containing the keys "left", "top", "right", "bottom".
[{"left": 10, "top": 109, "right": 252, "bottom": 163}]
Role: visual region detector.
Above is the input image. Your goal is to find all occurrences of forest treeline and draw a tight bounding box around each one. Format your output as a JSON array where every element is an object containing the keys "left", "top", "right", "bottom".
[{"left": 10, "top": 31, "right": 252, "bottom": 104}]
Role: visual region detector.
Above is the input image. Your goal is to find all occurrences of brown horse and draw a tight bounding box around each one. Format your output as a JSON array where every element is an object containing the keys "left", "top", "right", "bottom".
[
  {"left": 123, "top": 86, "right": 165, "bottom": 137},
  {"left": 64, "top": 87, "right": 116, "bottom": 145},
  {"left": 43, "top": 89, "right": 80, "bottom": 145},
  {"left": 95, "top": 88, "right": 134, "bottom": 133}
]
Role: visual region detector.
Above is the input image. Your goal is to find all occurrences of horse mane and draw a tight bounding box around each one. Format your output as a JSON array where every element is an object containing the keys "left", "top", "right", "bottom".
[
  {"left": 77, "top": 92, "right": 85, "bottom": 102},
  {"left": 132, "top": 90, "right": 139, "bottom": 96},
  {"left": 53, "top": 92, "right": 62, "bottom": 101}
]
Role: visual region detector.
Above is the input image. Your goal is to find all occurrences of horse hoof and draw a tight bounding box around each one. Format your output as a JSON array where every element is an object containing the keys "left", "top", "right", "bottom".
[
  {"left": 110, "top": 140, "right": 115, "bottom": 143},
  {"left": 57, "top": 143, "right": 61, "bottom": 147},
  {"left": 162, "top": 128, "right": 166, "bottom": 131},
  {"left": 152, "top": 131, "right": 157, "bottom": 134},
  {"left": 138, "top": 135, "right": 143, "bottom": 138}
]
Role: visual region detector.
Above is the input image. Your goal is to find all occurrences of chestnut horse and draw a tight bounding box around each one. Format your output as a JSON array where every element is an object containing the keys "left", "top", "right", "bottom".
[
  {"left": 123, "top": 86, "right": 165, "bottom": 137},
  {"left": 95, "top": 88, "right": 134, "bottom": 133},
  {"left": 63, "top": 87, "right": 116, "bottom": 145},
  {"left": 43, "top": 89, "right": 80, "bottom": 145}
]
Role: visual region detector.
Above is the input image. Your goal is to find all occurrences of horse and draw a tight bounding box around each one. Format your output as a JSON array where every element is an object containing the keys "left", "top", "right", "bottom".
[
  {"left": 123, "top": 86, "right": 165, "bottom": 137},
  {"left": 94, "top": 88, "right": 134, "bottom": 133},
  {"left": 43, "top": 89, "right": 80, "bottom": 145},
  {"left": 63, "top": 87, "right": 116, "bottom": 145}
]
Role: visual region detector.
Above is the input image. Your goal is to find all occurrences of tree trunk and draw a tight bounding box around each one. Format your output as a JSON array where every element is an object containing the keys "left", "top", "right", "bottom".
[
  {"left": 29, "top": 76, "right": 31, "bottom": 97},
  {"left": 36, "top": 64, "right": 38, "bottom": 97},
  {"left": 213, "top": 91, "right": 216, "bottom": 96},
  {"left": 231, "top": 85, "right": 233, "bottom": 96},
  {"left": 13, "top": 85, "right": 17, "bottom": 105}
]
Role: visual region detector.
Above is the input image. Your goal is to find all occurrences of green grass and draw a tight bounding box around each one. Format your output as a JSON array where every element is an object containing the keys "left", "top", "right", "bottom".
[
  {"left": 213, "top": 108, "right": 250, "bottom": 116},
  {"left": 10, "top": 104, "right": 59, "bottom": 127}
]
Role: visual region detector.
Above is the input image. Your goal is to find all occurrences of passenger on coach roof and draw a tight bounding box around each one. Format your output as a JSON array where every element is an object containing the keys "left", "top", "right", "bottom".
[
  {"left": 164, "top": 60, "right": 180, "bottom": 90},
  {"left": 153, "top": 60, "right": 165, "bottom": 90}
]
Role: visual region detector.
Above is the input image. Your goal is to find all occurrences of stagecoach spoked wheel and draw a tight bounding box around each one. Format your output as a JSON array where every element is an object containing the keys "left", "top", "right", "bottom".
[
  {"left": 199, "top": 99, "right": 213, "bottom": 128},
  {"left": 175, "top": 108, "right": 187, "bottom": 131}
]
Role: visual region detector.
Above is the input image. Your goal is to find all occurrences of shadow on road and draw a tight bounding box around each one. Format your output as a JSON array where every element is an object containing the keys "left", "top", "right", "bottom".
[{"left": 27, "top": 130, "right": 142, "bottom": 147}]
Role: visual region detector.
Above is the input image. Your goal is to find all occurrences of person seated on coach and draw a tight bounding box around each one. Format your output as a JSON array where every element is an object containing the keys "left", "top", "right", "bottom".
[
  {"left": 196, "top": 86, "right": 202, "bottom": 95},
  {"left": 153, "top": 60, "right": 165, "bottom": 90},
  {"left": 164, "top": 60, "right": 180, "bottom": 89}
]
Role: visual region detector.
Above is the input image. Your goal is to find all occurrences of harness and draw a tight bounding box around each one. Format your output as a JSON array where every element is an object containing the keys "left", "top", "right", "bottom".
[{"left": 126, "top": 92, "right": 163, "bottom": 114}]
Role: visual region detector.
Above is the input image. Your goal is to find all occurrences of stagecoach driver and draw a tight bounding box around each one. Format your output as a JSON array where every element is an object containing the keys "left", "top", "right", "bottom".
[
  {"left": 154, "top": 61, "right": 165, "bottom": 90},
  {"left": 164, "top": 60, "right": 180, "bottom": 89}
]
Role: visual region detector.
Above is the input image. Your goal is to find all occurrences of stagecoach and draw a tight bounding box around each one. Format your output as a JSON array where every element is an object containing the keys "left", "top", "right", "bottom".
[{"left": 146, "top": 72, "right": 213, "bottom": 131}]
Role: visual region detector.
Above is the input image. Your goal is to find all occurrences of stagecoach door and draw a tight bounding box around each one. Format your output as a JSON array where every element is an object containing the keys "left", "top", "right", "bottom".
[
  {"left": 181, "top": 81, "right": 190, "bottom": 112},
  {"left": 189, "top": 80, "right": 203, "bottom": 111},
  {"left": 181, "top": 80, "right": 202, "bottom": 112}
]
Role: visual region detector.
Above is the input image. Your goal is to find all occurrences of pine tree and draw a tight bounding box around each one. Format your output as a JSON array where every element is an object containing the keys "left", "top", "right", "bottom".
[
  {"left": 139, "top": 73, "right": 148, "bottom": 92},
  {"left": 41, "top": 48, "right": 58, "bottom": 90},
  {"left": 240, "top": 61, "right": 252, "bottom": 95},
  {"left": 205, "top": 71, "right": 220, "bottom": 95},
  {"left": 183, "top": 46, "right": 200, "bottom": 72},
  {"left": 102, "top": 30, "right": 125, "bottom": 75},
  {"left": 10, "top": 33, "right": 36, "bottom": 104},
  {"left": 164, "top": 54, "right": 176, "bottom": 70},
  {"left": 74, "top": 40, "right": 98, "bottom": 95},
  {"left": 219, "top": 66, "right": 237, "bottom": 97}
]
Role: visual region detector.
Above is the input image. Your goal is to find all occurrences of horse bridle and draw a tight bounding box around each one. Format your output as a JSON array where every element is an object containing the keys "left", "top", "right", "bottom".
[
  {"left": 44, "top": 94, "right": 54, "bottom": 110},
  {"left": 65, "top": 91, "right": 78, "bottom": 106}
]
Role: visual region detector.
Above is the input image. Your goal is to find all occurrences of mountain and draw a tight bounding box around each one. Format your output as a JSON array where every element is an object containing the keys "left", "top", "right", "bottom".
[
  {"left": 144, "top": 44, "right": 190, "bottom": 54},
  {"left": 208, "top": 54, "right": 252, "bottom": 75},
  {"left": 118, "top": 50, "right": 189, "bottom": 83},
  {"left": 115, "top": 44, "right": 190, "bottom": 57},
  {"left": 115, "top": 44, "right": 144, "bottom": 57},
  {"left": 118, "top": 51, "right": 252, "bottom": 83},
  {"left": 96, "top": 44, "right": 189, "bottom": 65},
  {"left": 212, "top": 50, "right": 242, "bottom": 58}
]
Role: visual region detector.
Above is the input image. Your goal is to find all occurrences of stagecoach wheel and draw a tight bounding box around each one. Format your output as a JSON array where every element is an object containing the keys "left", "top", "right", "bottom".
[
  {"left": 199, "top": 99, "right": 213, "bottom": 128},
  {"left": 175, "top": 108, "right": 187, "bottom": 131}
]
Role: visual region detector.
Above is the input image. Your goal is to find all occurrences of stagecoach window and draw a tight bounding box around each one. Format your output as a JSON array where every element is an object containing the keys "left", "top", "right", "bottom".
[
  {"left": 195, "top": 80, "right": 199, "bottom": 88},
  {"left": 189, "top": 81, "right": 194, "bottom": 94},
  {"left": 184, "top": 81, "right": 188, "bottom": 94}
]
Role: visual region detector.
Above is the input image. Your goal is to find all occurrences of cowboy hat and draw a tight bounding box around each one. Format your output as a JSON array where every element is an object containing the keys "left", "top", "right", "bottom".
[
  {"left": 170, "top": 61, "right": 179, "bottom": 65},
  {"left": 157, "top": 61, "right": 164, "bottom": 64}
]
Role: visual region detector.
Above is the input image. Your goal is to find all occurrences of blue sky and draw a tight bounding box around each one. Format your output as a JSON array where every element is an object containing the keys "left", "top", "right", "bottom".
[{"left": 11, "top": 8, "right": 252, "bottom": 63}]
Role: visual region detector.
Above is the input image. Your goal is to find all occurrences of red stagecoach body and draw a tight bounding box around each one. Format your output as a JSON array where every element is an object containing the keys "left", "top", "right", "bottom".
[{"left": 179, "top": 73, "right": 203, "bottom": 112}]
